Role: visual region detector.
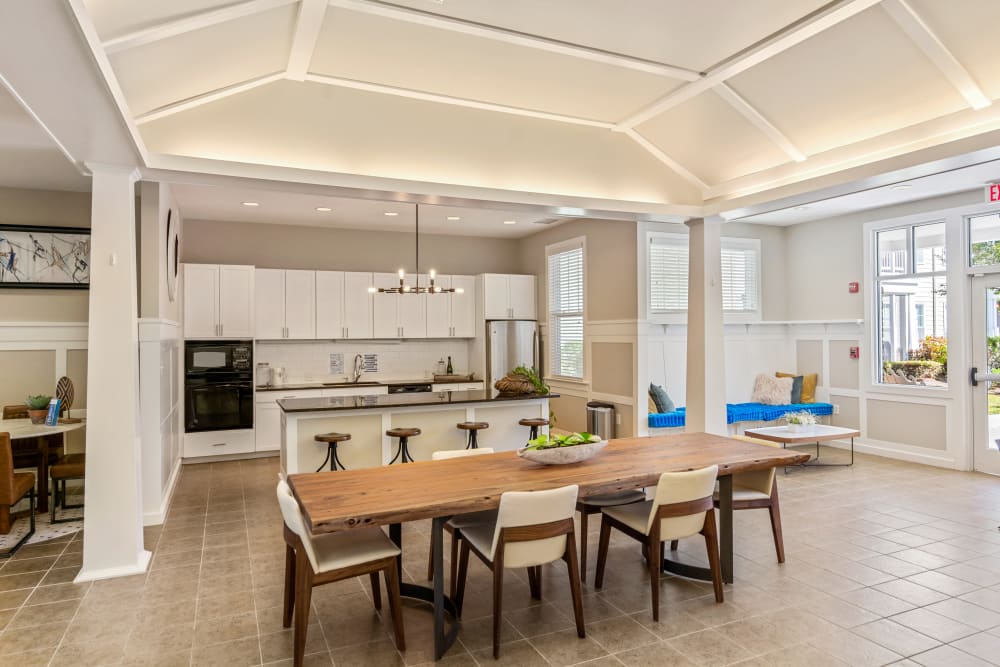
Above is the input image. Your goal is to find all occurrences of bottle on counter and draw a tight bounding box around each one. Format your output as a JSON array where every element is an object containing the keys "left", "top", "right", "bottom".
[
  {"left": 437, "top": 358, "right": 446, "bottom": 375},
  {"left": 446, "top": 356, "right": 453, "bottom": 374}
]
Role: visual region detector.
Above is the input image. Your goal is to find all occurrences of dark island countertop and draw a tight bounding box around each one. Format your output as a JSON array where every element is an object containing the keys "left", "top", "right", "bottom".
[
  {"left": 256, "top": 378, "right": 481, "bottom": 392},
  {"left": 278, "top": 390, "right": 556, "bottom": 413}
]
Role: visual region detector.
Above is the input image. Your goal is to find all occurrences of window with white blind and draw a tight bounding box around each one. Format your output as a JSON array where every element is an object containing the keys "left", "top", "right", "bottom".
[
  {"left": 647, "top": 232, "right": 761, "bottom": 321},
  {"left": 546, "top": 238, "right": 585, "bottom": 379}
]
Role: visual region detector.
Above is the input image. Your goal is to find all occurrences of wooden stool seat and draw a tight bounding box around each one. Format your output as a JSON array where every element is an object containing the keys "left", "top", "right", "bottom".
[
  {"left": 518, "top": 418, "right": 549, "bottom": 428},
  {"left": 456, "top": 422, "right": 489, "bottom": 431},
  {"left": 314, "top": 432, "right": 351, "bottom": 444},
  {"left": 387, "top": 428, "right": 420, "bottom": 464},
  {"left": 49, "top": 453, "right": 85, "bottom": 525},
  {"left": 386, "top": 427, "right": 421, "bottom": 438}
]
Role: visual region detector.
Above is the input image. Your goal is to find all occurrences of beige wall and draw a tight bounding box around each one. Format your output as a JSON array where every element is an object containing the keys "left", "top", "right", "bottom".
[
  {"left": 551, "top": 394, "right": 588, "bottom": 433},
  {"left": 867, "top": 399, "right": 947, "bottom": 450},
  {"left": 830, "top": 395, "right": 860, "bottom": 430},
  {"left": 796, "top": 340, "right": 823, "bottom": 382},
  {"left": 0, "top": 350, "right": 56, "bottom": 408},
  {"left": 829, "top": 340, "right": 860, "bottom": 390},
  {"left": 591, "top": 342, "right": 633, "bottom": 396},
  {"left": 0, "top": 187, "right": 91, "bottom": 322},
  {"left": 182, "top": 219, "right": 522, "bottom": 275},
  {"left": 519, "top": 218, "right": 638, "bottom": 321},
  {"left": 66, "top": 349, "right": 88, "bottom": 409},
  {"left": 139, "top": 182, "right": 183, "bottom": 322}
]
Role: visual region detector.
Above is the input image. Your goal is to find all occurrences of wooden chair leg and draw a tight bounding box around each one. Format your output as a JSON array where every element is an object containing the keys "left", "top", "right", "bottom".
[
  {"left": 369, "top": 572, "right": 382, "bottom": 610},
  {"left": 768, "top": 482, "right": 786, "bottom": 564},
  {"left": 701, "top": 511, "right": 724, "bottom": 603},
  {"left": 564, "top": 533, "right": 586, "bottom": 638},
  {"left": 579, "top": 509, "right": 588, "bottom": 582},
  {"left": 670, "top": 540, "right": 679, "bottom": 551},
  {"left": 384, "top": 561, "right": 406, "bottom": 651},
  {"left": 527, "top": 566, "right": 540, "bottom": 599},
  {"left": 0, "top": 504, "right": 10, "bottom": 534},
  {"left": 454, "top": 540, "right": 471, "bottom": 616},
  {"left": 648, "top": 537, "right": 661, "bottom": 622},
  {"left": 282, "top": 544, "right": 295, "bottom": 628},
  {"left": 594, "top": 517, "right": 612, "bottom": 589},
  {"left": 293, "top": 552, "right": 314, "bottom": 667},
  {"left": 492, "top": 564, "right": 504, "bottom": 660}
]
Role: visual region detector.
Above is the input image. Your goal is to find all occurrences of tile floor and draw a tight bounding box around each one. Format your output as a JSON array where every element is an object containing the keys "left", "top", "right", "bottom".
[{"left": 1, "top": 447, "right": 1000, "bottom": 666}]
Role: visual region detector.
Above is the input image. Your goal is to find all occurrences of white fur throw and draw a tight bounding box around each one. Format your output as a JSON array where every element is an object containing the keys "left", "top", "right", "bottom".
[{"left": 751, "top": 374, "right": 793, "bottom": 405}]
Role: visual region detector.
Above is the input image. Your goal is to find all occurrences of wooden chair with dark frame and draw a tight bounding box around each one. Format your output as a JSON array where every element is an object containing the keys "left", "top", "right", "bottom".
[
  {"left": 453, "top": 484, "right": 586, "bottom": 659},
  {"left": 0, "top": 433, "right": 36, "bottom": 556},
  {"left": 276, "top": 480, "right": 405, "bottom": 666},
  {"left": 595, "top": 466, "right": 723, "bottom": 620}
]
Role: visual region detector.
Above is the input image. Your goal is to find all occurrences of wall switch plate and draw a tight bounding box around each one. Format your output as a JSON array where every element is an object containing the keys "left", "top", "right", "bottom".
[
  {"left": 833, "top": 404, "right": 841, "bottom": 415},
  {"left": 615, "top": 413, "right": 621, "bottom": 425}
]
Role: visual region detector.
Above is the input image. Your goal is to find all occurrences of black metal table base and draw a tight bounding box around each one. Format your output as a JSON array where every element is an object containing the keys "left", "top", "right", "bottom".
[
  {"left": 783, "top": 437, "right": 855, "bottom": 472},
  {"left": 389, "top": 518, "right": 460, "bottom": 659}
]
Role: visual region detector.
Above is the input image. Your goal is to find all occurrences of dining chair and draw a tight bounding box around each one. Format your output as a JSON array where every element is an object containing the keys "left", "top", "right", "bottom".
[
  {"left": 0, "top": 433, "right": 36, "bottom": 556},
  {"left": 595, "top": 466, "right": 722, "bottom": 620},
  {"left": 453, "top": 484, "right": 585, "bottom": 659},
  {"left": 276, "top": 480, "right": 405, "bottom": 666},
  {"left": 425, "top": 448, "right": 496, "bottom": 586}
]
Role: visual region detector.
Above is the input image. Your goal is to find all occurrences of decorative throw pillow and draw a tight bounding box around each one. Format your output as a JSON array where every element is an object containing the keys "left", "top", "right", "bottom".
[
  {"left": 777, "top": 372, "right": 817, "bottom": 403},
  {"left": 788, "top": 375, "right": 804, "bottom": 404},
  {"left": 751, "top": 374, "right": 793, "bottom": 406},
  {"left": 649, "top": 383, "right": 675, "bottom": 413},
  {"left": 648, "top": 394, "right": 657, "bottom": 414}
]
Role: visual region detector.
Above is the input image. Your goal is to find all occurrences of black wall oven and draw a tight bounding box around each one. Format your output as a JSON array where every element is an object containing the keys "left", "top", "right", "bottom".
[{"left": 185, "top": 341, "right": 254, "bottom": 433}]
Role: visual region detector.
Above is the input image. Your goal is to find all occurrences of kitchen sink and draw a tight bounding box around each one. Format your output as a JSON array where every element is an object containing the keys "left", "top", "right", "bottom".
[{"left": 322, "top": 381, "right": 381, "bottom": 387}]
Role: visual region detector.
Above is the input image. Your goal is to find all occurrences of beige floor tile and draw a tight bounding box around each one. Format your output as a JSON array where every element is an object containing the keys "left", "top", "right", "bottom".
[
  {"left": 910, "top": 644, "right": 992, "bottom": 666},
  {"left": 529, "top": 627, "right": 608, "bottom": 666},
  {"left": 50, "top": 636, "right": 127, "bottom": 666},
  {"left": 807, "top": 628, "right": 902, "bottom": 666},
  {"left": 668, "top": 627, "right": 755, "bottom": 666},
  {"left": 614, "top": 640, "right": 695, "bottom": 666},
  {"left": 470, "top": 638, "right": 548, "bottom": 665},
  {"left": 872, "top": 580, "right": 948, "bottom": 607},
  {"left": 890, "top": 606, "right": 979, "bottom": 642},
  {"left": 585, "top": 615, "right": 661, "bottom": 654},
  {"left": 924, "top": 597, "right": 1000, "bottom": 631},
  {"left": 949, "top": 631, "right": 1000, "bottom": 664},
  {"left": 328, "top": 639, "right": 402, "bottom": 666},
  {"left": 851, "top": 618, "right": 940, "bottom": 657},
  {"left": 191, "top": 635, "right": 262, "bottom": 666}
]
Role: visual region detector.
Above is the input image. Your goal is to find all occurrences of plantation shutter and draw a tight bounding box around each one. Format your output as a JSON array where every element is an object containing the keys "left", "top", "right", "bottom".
[
  {"left": 649, "top": 234, "right": 688, "bottom": 315},
  {"left": 720, "top": 239, "right": 761, "bottom": 313},
  {"left": 547, "top": 241, "right": 584, "bottom": 379}
]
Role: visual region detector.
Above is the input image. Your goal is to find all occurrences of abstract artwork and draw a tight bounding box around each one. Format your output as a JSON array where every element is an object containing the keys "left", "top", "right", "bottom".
[{"left": 0, "top": 225, "right": 90, "bottom": 288}]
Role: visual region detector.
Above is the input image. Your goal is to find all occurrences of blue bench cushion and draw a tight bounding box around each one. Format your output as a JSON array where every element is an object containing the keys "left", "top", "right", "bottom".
[{"left": 648, "top": 402, "right": 833, "bottom": 428}]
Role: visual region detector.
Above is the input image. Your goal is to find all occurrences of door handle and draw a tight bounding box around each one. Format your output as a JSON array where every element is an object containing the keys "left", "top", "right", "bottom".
[{"left": 970, "top": 367, "right": 1000, "bottom": 386}]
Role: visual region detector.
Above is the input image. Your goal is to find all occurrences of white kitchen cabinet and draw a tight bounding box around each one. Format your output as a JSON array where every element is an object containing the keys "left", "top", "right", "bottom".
[
  {"left": 254, "top": 388, "right": 324, "bottom": 452},
  {"left": 426, "top": 275, "right": 476, "bottom": 338},
  {"left": 255, "top": 269, "right": 315, "bottom": 339},
  {"left": 184, "top": 429, "right": 255, "bottom": 458},
  {"left": 343, "top": 272, "right": 374, "bottom": 339},
  {"left": 372, "top": 272, "right": 426, "bottom": 338},
  {"left": 482, "top": 273, "right": 537, "bottom": 320},
  {"left": 183, "top": 264, "right": 255, "bottom": 339},
  {"left": 432, "top": 382, "right": 484, "bottom": 392},
  {"left": 316, "top": 271, "right": 374, "bottom": 339}
]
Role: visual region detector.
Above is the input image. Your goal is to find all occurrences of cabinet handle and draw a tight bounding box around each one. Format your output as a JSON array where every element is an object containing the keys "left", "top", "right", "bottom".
[{"left": 212, "top": 443, "right": 226, "bottom": 447}]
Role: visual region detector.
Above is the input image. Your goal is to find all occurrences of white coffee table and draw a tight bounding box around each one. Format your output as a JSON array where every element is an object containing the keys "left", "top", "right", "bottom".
[{"left": 742, "top": 424, "right": 860, "bottom": 469}]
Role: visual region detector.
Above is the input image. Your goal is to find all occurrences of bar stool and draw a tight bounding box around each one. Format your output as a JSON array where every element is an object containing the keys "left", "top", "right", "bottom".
[
  {"left": 456, "top": 422, "right": 489, "bottom": 449},
  {"left": 518, "top": 417, "right": 549, "bottom": 440},
  {"left": 387, "top": 427, "right": 420, "bottom": 464},
  {"left": 315, "top": 433, "right": 351, "bottom": 472}
]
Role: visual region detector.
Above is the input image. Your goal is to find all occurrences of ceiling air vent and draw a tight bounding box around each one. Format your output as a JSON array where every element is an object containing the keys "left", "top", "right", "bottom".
[{"left": 531, "top": 217, "right": 563, "bottom": 226}]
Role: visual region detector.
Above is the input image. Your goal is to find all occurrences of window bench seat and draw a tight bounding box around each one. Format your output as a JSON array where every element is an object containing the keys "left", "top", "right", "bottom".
[{"left": 648, "top": 402, "right": 834, "bottom": 429}]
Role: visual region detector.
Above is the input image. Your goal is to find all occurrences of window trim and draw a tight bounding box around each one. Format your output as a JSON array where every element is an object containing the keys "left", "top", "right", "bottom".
[{"left": 545, "top": 236, "right": 586, "bottom": 382}]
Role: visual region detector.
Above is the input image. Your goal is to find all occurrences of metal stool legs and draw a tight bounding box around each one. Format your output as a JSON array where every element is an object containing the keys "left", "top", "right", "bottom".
[
  {"left": 528, "top": 425, "right": 540, "bottom": 440},
  {"left": 316, "top": 442, "right": 348, "bottom": 472},
  {"left": 389, "top": 436, "right": 415, "bottom": 464},
  {"left": 465, "top": 430, "right": 479, "bottom": 450}
]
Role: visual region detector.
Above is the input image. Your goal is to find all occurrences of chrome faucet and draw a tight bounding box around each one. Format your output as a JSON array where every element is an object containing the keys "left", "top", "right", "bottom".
[{"left": 351, "top": 354, "right": 365, "bottom": 383}]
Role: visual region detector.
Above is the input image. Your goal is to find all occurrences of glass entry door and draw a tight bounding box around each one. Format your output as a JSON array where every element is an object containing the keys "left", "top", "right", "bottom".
[{"left": 970, "top": 275, "right": 1000, "bottom": 475}]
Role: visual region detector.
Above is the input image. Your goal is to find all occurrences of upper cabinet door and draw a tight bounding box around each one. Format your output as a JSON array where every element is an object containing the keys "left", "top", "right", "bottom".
[
  {"left": 183, "top": 264, "right": 219, "bottom": 338},
  {"left": 508, "top": 275, "right": 537, "bottom": 319},
  {"left": 218, "top": 265, "right": 255, "bottom": 338},
  {"left": 425, "top": 275, "right": 452, "bottom": 338},
  {"left": 372, "top": 272, "right": 400, "bottom": 338},
  {"left": 451, "top": 275, "right": 477, "bottom": 337},
  {"left": 315, "top": 271, "right": 345, "bottom": 339},
  {"left": 397, "top": 274, "right": 427, "bottom": 338},
  {"left": 343, "top": 272, "right": 374, "bottom": 339},
  {"left": 483, "top": 273, "right": 510, "bottom": 319},
  {"left": 254, "top": 268, "right": 285, "bottom": 340},
  {"left": 284, "top": 270, "right": 316, "bottom": 339}
]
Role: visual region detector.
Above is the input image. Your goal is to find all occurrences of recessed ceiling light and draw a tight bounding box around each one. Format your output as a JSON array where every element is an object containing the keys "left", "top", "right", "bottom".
[
  {"left": 315, "top": 206, "right": 332, "bottom": 212},
  {"left": 794, "top": 206, "right": 810, "bottom": 211},
  {"left": 384, "top": 212, "right": 399, "bottom": 216},
  {"left": 890, "top": 184, "right": 912, "bottom": 191},
  {"left": 503, "top": 220, "right": 517, "bottom": 225},
  {"left": 242, "top": 201, "right": 259, "bottom": 207},
  {"left": 447, "top": 216, "right": 460, "bottom": 221}
]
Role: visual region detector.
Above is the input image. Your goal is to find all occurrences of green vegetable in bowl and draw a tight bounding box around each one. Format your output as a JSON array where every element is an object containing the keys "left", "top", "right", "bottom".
[{"left": 525, "top": 432, "right": 602, "bottom": 450}]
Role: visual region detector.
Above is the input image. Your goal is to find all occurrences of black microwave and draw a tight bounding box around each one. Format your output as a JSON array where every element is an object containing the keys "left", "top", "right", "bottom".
[{"left": 185, "top": 341, "right": 252, "bottom": 374}]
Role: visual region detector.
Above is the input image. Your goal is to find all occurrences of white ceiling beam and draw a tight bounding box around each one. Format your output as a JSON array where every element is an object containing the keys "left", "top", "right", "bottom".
[
  {"left": 881, "top": 0, "right": 991, "bottom": 110},
  {"left": 102, "top": 0, "right": 298, "bottom": 54},
  {"left": 304, "top": 73, "right": 616, "bottom": 129},
  {"left": 616, "top": 0, "right": 884, "bottom": 130},
  {"left": 714, "top": 84, "right": 807, "bottom": 162},
  {"left": 287, "top": 0, "right": 328, "bottom": 80},
  {"left": 135, "top": 73, "right": 286, "bottom": 125},
  {"left": 325, "top": 0, "right": 700, "bottom": 81},
  {"left": 623, "top": 129, "right": 708, "bottom": 191}
]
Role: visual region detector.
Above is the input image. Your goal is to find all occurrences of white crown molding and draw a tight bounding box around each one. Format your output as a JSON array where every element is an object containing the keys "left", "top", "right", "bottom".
[
  {"left": 714, "top": 84, "right": 806, "bottom": 163},
  {"left": 287, "top": 0, "right": 329, "bottom": 81},
  {"left": 134, "top": 73, "right": 285, "bottom": 125}
]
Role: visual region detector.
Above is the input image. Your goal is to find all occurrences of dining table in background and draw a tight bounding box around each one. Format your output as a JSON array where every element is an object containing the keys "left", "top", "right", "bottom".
[
  {"left": 288, "top": 432, "right": 811, "bottom": 659},
  {"left": 0, "top": 418, "right": 85, "bottom": 513}
]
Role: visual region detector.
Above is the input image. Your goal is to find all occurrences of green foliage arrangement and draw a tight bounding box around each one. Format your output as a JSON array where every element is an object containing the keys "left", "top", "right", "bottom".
[
  {"left": 25, "top": 395, "right": 51, "bottom": 410},
  {"left": 512, "top": 365, "right": 549, "bottom": 395},
  {"left": 525, "top": 432, "right": 601, "bottom": 450}
]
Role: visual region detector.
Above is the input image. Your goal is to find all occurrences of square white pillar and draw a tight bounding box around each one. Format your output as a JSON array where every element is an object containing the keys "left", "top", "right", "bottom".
[
  {"left": 75, "top": 164, "right": 151, "bottom": 582},
  {"left": 685, "top": 218, "right": 727, "bottom": 434}
]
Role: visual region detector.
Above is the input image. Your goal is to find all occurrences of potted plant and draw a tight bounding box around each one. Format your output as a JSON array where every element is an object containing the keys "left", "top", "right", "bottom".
[
  {"left": 784, "top": 410, "right": 817, "bottom": 433},
  {"left": 25, "top": 395, "right": 52, "bottom": 424},
  {"left": 518, "top": 432, "right": 606, "bottom": 465}
]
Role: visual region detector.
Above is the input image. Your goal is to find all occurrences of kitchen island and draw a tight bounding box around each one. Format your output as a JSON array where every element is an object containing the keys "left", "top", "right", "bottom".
[{"left": 278, "top": 390, "right": 553, "bottom": 474}]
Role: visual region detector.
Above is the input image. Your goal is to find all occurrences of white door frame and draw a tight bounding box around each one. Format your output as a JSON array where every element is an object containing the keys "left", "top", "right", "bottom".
[{"left": 970, "top": 274, "right": 1000, "bottom": 476}]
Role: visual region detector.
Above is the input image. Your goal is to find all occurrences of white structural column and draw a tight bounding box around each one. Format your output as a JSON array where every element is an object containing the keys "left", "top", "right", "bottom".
[
  {"left": 76, "top": 164, "right": 150, "bottom": 582},
  {"left": 685, "top": 218, "right": 727, "bottom": 434}
]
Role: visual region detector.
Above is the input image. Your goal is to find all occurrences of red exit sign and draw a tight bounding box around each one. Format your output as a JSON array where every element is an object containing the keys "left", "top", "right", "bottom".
[{"left": 989, "top": 183, "right": 1000, "bottom": 202}]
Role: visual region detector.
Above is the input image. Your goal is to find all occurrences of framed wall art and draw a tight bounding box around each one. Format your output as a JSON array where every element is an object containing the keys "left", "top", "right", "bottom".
[{"left": 0, "top": 224, "right": 90, "bottom": 289}]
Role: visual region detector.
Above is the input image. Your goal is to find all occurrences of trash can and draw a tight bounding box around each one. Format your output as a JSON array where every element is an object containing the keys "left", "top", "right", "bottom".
[{"left": 586, "top": 401, "right": 616, "bottom": 440}]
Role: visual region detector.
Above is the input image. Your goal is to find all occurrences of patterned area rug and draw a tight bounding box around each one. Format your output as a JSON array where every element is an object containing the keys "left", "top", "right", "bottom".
[{"left": 0, "top": 481, "right": 83, "bottom": 552}]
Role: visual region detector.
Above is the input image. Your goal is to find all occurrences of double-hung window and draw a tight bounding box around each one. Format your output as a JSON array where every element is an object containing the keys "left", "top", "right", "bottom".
[
  {"left": 546, "top": 238, "right": 585, "bottom": 379},
  {"left": 647, "top": 232, "right": 761, "bottom": 321}
]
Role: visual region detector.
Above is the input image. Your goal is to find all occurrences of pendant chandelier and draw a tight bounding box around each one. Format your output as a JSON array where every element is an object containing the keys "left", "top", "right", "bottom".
[{"left": 368, "top": 204, "right": 463, "bottom": 294}]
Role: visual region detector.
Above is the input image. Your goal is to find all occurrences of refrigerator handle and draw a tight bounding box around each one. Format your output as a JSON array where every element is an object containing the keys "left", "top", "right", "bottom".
[{"left": 532, "top": 328, "right": 538, "bottom": 372}]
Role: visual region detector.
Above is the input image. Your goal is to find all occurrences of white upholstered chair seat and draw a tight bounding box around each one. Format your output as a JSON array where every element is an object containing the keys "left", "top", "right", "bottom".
[
  {"left": 715, "top": 486, "right": 771, "bottom": 503},
  {"left": 310, "top": 528, "right": 400, "bottom": 573},
  {"left": 579, "top": 490, "right": 646, "bottom": 507},
  {"left": 456, "top": 521, "right": 497, "bottom": 560},
  {"left": 601, "top": 500, "right": 656, "bottom": 535}
]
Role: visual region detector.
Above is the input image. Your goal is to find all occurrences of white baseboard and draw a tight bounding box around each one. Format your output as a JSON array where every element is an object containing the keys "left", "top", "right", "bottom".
[
  {"left": 73, "top": 550, "right": 152, "bottom": 583},
  {"left": 820, "top": 437, "right": 959, "bottom": 469},
  {"left": 143, "top": 457, "right": 182, "bottom": 526},
  {"left": 181, "top": 451, "right": 279, "bottom": 465}
]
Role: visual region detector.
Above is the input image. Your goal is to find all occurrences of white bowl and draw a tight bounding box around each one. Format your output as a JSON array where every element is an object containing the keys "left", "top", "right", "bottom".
[{"left": 517, "top": 440, "right": 607, "bottom": 465}]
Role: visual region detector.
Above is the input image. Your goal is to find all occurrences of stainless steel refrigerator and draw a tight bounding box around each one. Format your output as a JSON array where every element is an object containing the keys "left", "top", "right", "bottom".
[{"left": 486, "top": 320, "right": 539, "bottom": 397}]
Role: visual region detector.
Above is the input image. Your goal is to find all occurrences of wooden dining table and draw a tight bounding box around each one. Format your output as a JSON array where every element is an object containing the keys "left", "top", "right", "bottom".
[
  {"left": 287, "top": 432, "right": 810, "bottom": 659},
  {"left": 0, "top": 418, "right": 85, "bottom": 513}
]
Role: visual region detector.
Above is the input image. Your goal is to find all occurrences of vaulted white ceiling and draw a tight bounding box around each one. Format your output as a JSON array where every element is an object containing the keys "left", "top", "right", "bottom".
[{"left": 69, "top": 0, "right": 1000, "bottom": 214}]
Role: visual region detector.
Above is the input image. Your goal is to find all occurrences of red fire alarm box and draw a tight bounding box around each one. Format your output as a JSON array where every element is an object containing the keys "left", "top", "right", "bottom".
[
  {"left": 850, "top": 346, "right": 860, "bottom": 359},
  {"left": 848, "top": 282, "right": 859, "bottom": 293}
]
